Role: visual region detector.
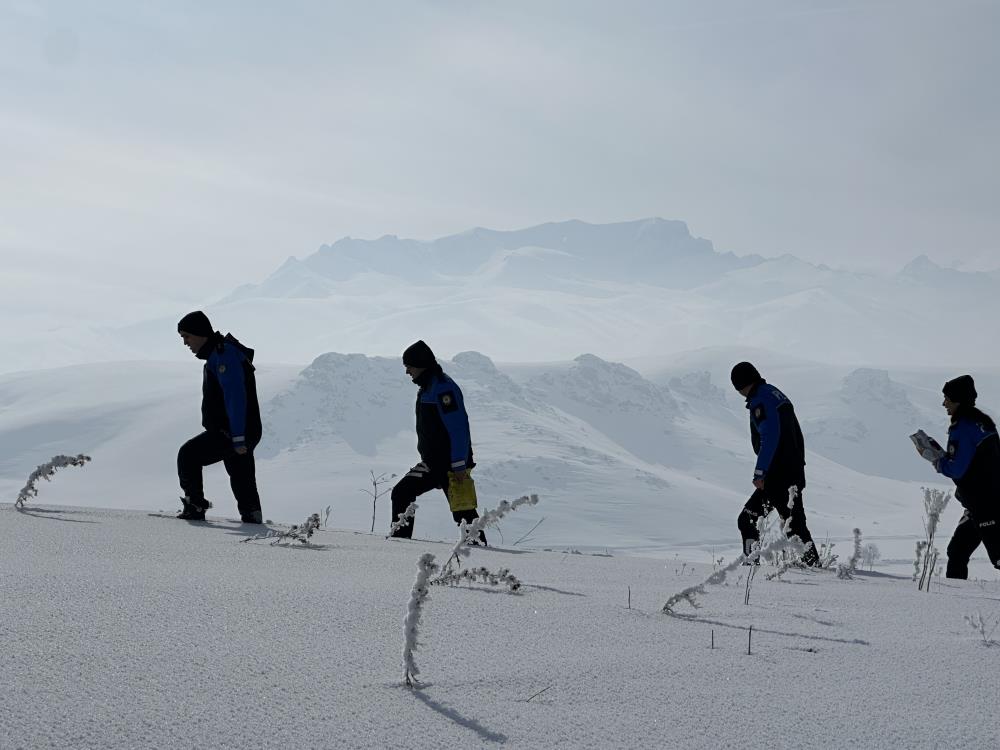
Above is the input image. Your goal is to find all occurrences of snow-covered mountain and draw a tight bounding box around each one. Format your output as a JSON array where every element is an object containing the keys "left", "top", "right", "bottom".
[
  {"left": 224, "top": 218, "right": 763, "bottom": 300},
  {"left": 157, "top": 221, "right": 1000, "bottom": 368},
  {"left": 7, "top": 218, "right": 1000, "bottom": 374}
]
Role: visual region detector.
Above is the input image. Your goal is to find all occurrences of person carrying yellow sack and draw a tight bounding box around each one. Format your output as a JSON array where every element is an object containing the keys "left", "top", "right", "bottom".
[{"left": 389, "top": 340, "right": 486, "bottom": 544}]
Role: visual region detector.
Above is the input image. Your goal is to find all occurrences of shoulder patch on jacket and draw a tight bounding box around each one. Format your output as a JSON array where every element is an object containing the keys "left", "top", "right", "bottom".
[
  {"left": 753, "top": 405, "right": 766, "bottom": 422},
  {"left": 438, "top": 390, "right": 458, "bottom": 413}
]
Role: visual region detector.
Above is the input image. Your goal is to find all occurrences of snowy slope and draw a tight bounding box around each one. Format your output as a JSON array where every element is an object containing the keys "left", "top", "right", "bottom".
[{"left": 2, "top": 504, "right": 999, "bottom": 749}]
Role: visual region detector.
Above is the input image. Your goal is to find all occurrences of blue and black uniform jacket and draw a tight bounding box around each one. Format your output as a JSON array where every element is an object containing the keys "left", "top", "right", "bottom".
[
  {"left": 199, "top": 333, "right": 262, "bottom": 450},
  {"left": 746, "top": 381, "right": 806, "bottom": 489},
  {"left": 414, "top": 368, "right": 474, "bottom": 475},
  {"left": 936, "top": 406, "right": 1000, "bottom": 519}
]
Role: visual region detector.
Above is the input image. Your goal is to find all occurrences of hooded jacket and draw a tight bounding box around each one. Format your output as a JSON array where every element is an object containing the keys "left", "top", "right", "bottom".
[
  {"left": 745, "top": 381, "right": 806, "bottom": 489},
  {"left": 936, "top": 406, "right": 1000, "bottom": 518},
  {"left": 413, "top": 366, "right": 474, "bottom": 474},
  {"left": 198, "top": 332, "right": 262, "bottom": 449}
]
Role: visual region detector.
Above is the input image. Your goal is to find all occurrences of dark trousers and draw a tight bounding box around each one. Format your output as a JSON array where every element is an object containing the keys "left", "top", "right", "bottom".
[
  {"left": 738, "top": 485, "right": 817, "bottom": 561},
  {"left": 946, "top": 510, "right": 1000, "bottom": 579},
  {"left": 389, "top": 462, "right": 482, "bottom": 540},
  {"left": 178, "top": 431, "right": 261, "bottom": 518}
]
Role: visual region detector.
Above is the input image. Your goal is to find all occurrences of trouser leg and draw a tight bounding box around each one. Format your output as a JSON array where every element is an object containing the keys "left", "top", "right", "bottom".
[
  {"left": 389, "top": 463, "right": 443, "bottom": 539},
  {"left": 178, "top": 432, "right": 228, "bottom": 506},
  {"left": 223, "top": 449, "right": 261, "bottom": 520},
  {"left": 738, "top": 489, "right": 770, "bottom": 557},
  {"left": 978, "top": 516, "right": 1000, "bottom": 572},
  {"left": 444, "top": 473, "right": 487, "bottom": 544},
  {"left": 946, "top": 510, "right": 983, "bottom": 579}
]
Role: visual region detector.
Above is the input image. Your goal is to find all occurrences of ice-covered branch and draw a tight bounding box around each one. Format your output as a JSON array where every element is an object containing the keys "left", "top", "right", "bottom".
[
  {"left": 388, "top": 502, "right": 418, "bottom": 537},
  {"left": 663, "top": 533, "right": 806, "bottom": 614},
  {"left": 917, "top": 487, "right": 950, "bottom": 591},
  {"left": 403, "top": 552, "right": 440, "bottom": 686},
  {"left": 435, "top": 494, "right": 540, "bottom": 581},
  {"left": 241, "top": 513, "right": 321, "bottom": 546},
  {"left": 15, "top": 454, "right": 92, "bottom": 508},
  {"left": 837, "top": 528, "right": 863, "bottom": 580},
  {"left": 401, "top": 495, "right": 539, "bottom": 686},
  {"left": 433, "top": 566, "right": 522, "bottom": 593}
]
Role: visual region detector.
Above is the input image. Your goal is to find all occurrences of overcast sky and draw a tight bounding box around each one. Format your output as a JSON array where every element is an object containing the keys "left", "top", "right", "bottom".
[{"left": 3, "top": 0, "right": 998, "bottom": 315}]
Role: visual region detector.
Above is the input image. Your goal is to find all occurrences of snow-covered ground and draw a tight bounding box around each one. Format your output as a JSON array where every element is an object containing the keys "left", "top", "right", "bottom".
[{"left": 2, "top": 503, "right": 999, "bottom": 749}]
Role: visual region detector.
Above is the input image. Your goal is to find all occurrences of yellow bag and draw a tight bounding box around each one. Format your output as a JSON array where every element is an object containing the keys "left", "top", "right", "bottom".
[{"left": 447, "top": 471, "right": 478, "bottom": 512}]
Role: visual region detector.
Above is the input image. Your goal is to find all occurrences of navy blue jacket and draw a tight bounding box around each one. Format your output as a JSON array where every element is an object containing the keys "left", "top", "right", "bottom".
[
  {"left": 936, "top": 406, "right": 1000, "bottom": 519},
  {"left": 414, "top": 368, "right": 474, "bottom": 474},
  {"left": 745, "top": 382, "right": 806, "bottom": 488},
  {"left": 198, "top": 333, "right": 262, "bottom": 449}
]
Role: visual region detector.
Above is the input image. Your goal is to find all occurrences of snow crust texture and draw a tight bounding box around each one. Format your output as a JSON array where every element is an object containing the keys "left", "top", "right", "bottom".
[{"left": 2, "top": 505, "right": 999, "bottom": 749}]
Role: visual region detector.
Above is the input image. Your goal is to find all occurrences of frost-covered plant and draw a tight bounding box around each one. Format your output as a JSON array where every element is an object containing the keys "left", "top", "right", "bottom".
[
  {"left": 434, "top": 566, "right": 522, "bottom": 593},
  {"left": 861, "top": 543, "right": 881, "bottom": 571},
  {"left": 319, "top": 505, "right": 332, "bottom": 528},
  {"left": 241, "top": 513, "right": 321, "bottom": 546},
  {"left": 401, "top": 495, "right": 540, "bottom": 686},
  {"left": 663, "top": 532, "right": 806, "bottom": 613},
  {"left": 836, "top": 528, "right": 863, "bottom": 580},
  {"left": 361, "top": 470, "right": 395, "bottom": 533},
  {"left": 817, "top": 540, "right": 838, "bottom": 569},
  {"left": 15, "top": 454, "right": 92, "bottom": 508},
  {"left": 434, "top": 494, "right": 540, "bottom": 582},
  {"left": 963, "top": 612, "right": 1000, "bottom": 647},
  {"left": 917, "top": 487, "right": 951, "bottom": 591},
  {"left": 388, "top": 501, "right": 418, "bottom": 537},
  {"left": 913, "top": 541, "right": 927, "bottom": 582},
  {"left": 403, "top": 553, "right": 440, "bottom": 686}
]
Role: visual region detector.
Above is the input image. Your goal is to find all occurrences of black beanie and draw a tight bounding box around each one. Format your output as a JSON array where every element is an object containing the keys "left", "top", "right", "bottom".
[
  {"left": 731, "top": 361, "right": 763, "bottom": 391},
  {"left": 402, "top": 340, "right": 437, "bottom": 369},
  {"left": 177, "top": 311, "right": 214, "bottom": 338},
  {"left": 943, "top": 375, "right": 977, "bottom": 405}
]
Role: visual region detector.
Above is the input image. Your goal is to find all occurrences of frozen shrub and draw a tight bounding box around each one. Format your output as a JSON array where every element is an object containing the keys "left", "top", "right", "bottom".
[
  {"left": 963, "top": 612, "right": 1000, "bottom": 647},
  {"left": 15, "top": 454, "right": 92, "bottom": 508},
  {"left": 860, "top": 543, "right": 881, "bottom": 571},
  {"left": 241, "top": 513, "right": 322, "bottom": 546},
  {"left": 663, "top": 532, "right": 805, "bottom": 613},
  {"left": 401, "top": 494, "right": 540, "bottom": 686},
  {"left": 916, "top": 487, "right": 950, "bottom": 591},
  {"left": 837, "top": 528, "right": 863, "bottom": 580}
]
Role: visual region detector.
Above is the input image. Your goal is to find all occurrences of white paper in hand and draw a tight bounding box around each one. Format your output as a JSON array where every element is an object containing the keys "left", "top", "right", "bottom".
[{"left": 910, "top": 430, "right": 945, "bottom": 463}]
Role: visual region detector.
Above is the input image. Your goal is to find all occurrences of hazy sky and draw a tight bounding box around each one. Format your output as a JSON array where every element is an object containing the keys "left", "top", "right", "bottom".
[{"left": 3, "top": 0, "right": 999, "bottom": 314}]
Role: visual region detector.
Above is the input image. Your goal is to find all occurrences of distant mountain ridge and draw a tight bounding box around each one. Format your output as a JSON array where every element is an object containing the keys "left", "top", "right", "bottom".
[
  {"left": 25, "top": 217, "right": 996, "bottom": 373},
  {"left": 225, "top": 218, "right": 766, "bottom": 301}
]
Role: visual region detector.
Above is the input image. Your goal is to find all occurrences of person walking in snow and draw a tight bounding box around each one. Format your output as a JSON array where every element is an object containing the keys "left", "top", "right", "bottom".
[
  {"left": 731, "top": 361, "right": 820, "bottom": 566},
  {"left": 927, "top": 375, "right": 1000, "bottom": 578},
  {"left": 176, "top": 311, "right": 264, "bottom": 523},
  {"left": 389, "top": 340, "right": 486, "bottom": 543}
]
